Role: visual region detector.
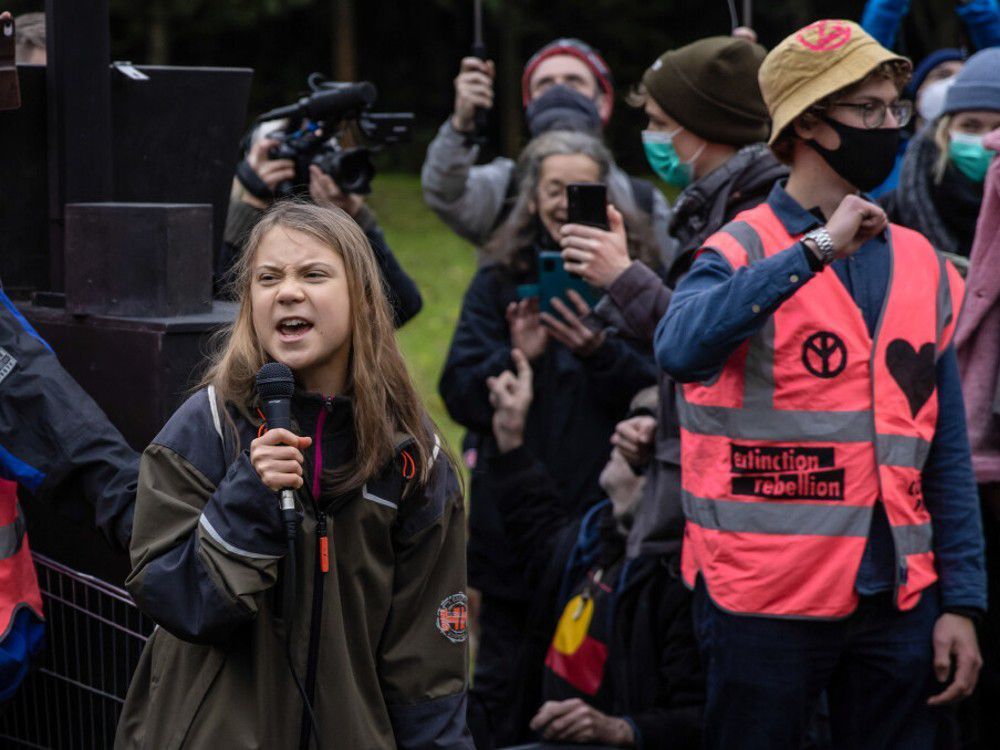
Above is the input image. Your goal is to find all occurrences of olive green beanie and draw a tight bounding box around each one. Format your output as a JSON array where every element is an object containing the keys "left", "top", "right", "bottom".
[{"left": 641, "top": 36, "right": 770, "bottom": 146}]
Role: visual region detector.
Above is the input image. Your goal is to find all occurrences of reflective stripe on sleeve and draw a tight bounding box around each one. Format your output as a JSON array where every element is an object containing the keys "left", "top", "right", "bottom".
[
  {"left": 682, "top": 491, "right": 871, "bottom": 538},
  {"left": 198, "top": 514, "right": 283, "bottom": 560}
]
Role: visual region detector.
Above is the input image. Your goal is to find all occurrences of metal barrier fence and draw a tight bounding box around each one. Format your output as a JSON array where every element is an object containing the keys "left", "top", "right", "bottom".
[{"left": 0, "top": 553, "right": 154, "bottom": 749}]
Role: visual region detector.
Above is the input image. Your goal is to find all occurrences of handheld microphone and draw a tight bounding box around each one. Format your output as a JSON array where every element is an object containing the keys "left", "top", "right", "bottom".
[
  {"left": 255, "top": 362, "right": 298, "bottom": 518},
  {"left": 256, "top": 362, "right": 321, "bottom": 736}
]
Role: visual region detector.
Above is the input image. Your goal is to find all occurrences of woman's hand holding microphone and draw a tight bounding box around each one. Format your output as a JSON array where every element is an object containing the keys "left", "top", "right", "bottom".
[{"left": 250, "top": 429, "right": 312, "bottom": 492}]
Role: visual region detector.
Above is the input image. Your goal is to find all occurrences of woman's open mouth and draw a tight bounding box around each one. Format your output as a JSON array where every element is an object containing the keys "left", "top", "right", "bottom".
[{"left": 276, "top": 317, "right": 314, "bottom": 341}]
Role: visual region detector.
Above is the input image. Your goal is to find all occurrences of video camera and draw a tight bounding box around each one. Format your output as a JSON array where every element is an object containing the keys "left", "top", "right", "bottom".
[{"left": 256, "top": 75, "right": 413, "bottom": 196}]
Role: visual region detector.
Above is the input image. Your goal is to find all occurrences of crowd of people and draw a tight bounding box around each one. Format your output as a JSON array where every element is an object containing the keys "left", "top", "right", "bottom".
[{"left": 4, "top": 2, "right": 1000, "bottom": 749}]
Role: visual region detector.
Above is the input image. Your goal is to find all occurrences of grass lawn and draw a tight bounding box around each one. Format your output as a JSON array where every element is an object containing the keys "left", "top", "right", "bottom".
[{"left": 367, "top": 173, "right": 477, "bottom": 464}]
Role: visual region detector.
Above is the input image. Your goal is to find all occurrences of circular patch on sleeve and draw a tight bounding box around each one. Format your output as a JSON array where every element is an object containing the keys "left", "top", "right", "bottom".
[{"left": 436, "top": 593, "right": 469, "bottom": 643}]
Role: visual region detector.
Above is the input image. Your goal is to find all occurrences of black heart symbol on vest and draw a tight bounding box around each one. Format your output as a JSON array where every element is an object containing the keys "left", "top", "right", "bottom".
[{"left": 885, "top": 340, "right": 936, "bottom": 418}]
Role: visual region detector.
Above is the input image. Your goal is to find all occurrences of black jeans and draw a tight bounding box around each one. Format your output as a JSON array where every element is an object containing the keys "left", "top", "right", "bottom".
[{"left": 694, "top": 580, "right": 944, "bottom": 750}]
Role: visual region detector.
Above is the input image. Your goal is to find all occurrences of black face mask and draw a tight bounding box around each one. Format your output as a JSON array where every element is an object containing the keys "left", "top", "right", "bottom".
[
  {"left": 525, "top": 84, "right": 602, "bottom": 137},
  {"left": 805, "top": 116, "right": 901, "bottom": 192}
]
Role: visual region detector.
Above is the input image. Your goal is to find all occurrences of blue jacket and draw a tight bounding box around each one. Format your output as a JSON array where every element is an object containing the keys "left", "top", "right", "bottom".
[
  {"left": 862, "top": 0, "right": 1000, "bottom": 51},
  {"left": 0, "top": 290, "right": 140, "bottom": 701},
  {"left": 655, "top": 182, "right": 986, "bottom": 613}
]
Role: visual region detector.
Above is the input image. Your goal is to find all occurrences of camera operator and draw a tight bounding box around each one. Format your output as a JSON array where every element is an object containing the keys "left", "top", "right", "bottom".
[
  {"left": 421, "top": 39, "right": 675, "bottom": 265},
  {"left": 222, "top": 121, "right": 423, "bottom": 327}
]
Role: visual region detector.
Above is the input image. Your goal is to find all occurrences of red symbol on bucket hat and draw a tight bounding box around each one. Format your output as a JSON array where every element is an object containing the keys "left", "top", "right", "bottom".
[{"left": 796, "top": 20, "right": 852, "bottom": 52}]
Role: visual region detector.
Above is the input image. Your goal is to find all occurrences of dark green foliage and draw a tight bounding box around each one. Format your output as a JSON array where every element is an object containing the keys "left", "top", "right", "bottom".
[{"left": 5, "top": 1, "right": 973, "bottom": 173}]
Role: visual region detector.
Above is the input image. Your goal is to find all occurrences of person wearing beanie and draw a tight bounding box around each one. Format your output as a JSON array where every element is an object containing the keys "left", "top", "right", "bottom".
[
  {"left": 908, "top": 48, "right": 966, "bottom": 127},
  {"left": 657, "top": 19, "right": 985, "bottom": 749},
  {"left": 420, "top": 39, "right": 674, "bottom": 262},
  {"left": 885, "top": 47, "right": 1000, "bottom": 269},
  {"left": 555, "top": 33, "right": 786, "bottom": 292},
  {"left": 631, "top": 35, "right": 788, "bottom": 280},
  {"left": 547, "top": 36, "right": 787, "bottom": 648}
]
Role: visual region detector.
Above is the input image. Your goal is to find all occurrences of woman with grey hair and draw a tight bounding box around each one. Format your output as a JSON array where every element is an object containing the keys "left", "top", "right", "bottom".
[
  {"left": 438, "top": 129, "right": 660, "bottom": 749},
  {"left": 483, "top": 130, "right": 660, "bottom": 272}
]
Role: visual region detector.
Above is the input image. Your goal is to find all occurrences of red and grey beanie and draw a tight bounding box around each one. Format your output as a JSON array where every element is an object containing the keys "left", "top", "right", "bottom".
[{"left": 521, "top": 38, "right": 615, "bottom": 123}]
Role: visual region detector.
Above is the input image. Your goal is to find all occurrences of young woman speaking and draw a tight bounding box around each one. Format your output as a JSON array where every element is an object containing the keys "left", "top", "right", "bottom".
[{"left": 116, "top": 202, "right": 473, "bottom": 749}]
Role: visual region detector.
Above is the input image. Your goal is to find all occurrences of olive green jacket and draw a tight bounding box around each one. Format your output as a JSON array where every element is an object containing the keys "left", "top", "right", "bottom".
[{"left": 115, "top": 388, "right": 473, "bottom": 749}]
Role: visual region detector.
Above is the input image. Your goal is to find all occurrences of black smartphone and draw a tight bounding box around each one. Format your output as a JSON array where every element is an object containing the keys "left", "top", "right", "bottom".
[
  {"left": 0, "top": 15, "right": 20, "bottom": 112},
  {"left": 566, "top": 182, "right": 608, "bottom": 230}
]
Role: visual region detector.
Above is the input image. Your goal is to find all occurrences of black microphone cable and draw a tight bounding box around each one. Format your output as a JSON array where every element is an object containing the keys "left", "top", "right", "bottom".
[
  {"left": 256, "top": 363, "right": 321, "bottom": 744},
  {"left": 281, "top": 529, "right": 321, "bottom": 744}
]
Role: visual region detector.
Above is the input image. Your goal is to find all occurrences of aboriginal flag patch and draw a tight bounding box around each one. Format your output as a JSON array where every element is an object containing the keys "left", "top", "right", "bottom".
[{"left": 544, "top": 594, "right": 608, "bottom": 696}]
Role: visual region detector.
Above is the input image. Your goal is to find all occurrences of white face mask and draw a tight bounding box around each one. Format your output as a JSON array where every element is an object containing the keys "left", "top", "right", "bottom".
[{"left": 917, "top": 77, "right": 955, "bottom": 123}]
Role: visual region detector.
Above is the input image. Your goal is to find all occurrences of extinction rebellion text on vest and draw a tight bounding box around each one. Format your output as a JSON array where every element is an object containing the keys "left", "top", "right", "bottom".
[{"left": 730, "top": 445, "right": 845, "bottom": 501}]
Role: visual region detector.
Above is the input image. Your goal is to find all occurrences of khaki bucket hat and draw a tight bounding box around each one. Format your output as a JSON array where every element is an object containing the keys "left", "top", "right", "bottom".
[{"left": 759, "top": 20, "right": 910, "bottom": 145}]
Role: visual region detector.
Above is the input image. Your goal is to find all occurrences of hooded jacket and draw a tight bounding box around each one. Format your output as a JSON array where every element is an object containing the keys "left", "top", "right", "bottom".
[
  {"left": 491, "top": 447, "right": 703, "bottom": 749},
  {"left": 115, "top": 388, "right": 473, "bottom": 750}
]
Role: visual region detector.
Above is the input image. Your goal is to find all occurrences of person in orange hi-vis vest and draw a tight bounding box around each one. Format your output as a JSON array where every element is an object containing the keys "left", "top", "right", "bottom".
[{"left": 655, "top": 20, "right": 986, "bottom": 750}]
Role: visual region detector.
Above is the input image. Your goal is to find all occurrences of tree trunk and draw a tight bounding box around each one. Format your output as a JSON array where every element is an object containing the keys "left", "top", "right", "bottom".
[
  {"left": 148, "top": 0, "right": 169, "bottom": 65},
  {"left": 498, "top": 2, "right": 522, "bottom": 158},
  {"left": 333, "top": 0, "right": 357, "bottom": 80}
]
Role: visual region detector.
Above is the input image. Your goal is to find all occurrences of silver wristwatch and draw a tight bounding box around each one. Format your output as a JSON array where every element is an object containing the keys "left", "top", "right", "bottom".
[{"left": 803, "top": 226, "right": 836, "bottom": 265}]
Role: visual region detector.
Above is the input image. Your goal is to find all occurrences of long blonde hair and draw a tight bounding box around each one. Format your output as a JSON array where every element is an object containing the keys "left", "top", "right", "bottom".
[
  {"left": 932, "top": 115, "right": 954, "bottom": 184},
  {"left": 201, "top": 201, "right": 441, "bottom": 493}
]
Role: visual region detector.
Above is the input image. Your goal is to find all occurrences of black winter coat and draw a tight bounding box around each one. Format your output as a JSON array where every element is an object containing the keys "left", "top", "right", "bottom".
[
  {"left": 439, "top": 260, "right": 658, "bottom": 601},
  {"left": 493, "top": 447, "right": 703, "bottom": 748}
]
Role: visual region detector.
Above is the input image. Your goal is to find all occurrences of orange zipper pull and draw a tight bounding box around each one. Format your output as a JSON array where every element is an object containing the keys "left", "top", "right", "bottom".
[{"left": 317, "top": 511, "right": 330, "bottom": 574}]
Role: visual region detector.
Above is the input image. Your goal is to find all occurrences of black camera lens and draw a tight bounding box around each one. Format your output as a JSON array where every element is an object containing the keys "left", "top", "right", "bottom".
[{"left": 313, "top": 147, "right": 376, "bottom": 195}]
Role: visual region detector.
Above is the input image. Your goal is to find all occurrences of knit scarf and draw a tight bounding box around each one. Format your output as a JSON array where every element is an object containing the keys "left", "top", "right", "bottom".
[{"left": 892, "top": 126, "right": 983, "bottom": 259}]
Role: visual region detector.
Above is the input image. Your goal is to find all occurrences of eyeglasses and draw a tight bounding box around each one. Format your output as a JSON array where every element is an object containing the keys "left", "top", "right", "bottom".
[{"left": 826, "top": 99, "right": 913, "bottom": 129}]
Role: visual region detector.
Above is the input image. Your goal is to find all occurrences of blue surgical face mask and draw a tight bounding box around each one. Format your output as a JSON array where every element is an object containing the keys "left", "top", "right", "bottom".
[
  {"left": 949, "top": 131, "right": 996, "bottom": 183},
  {"left": 641, "top": 128, "right": 705, "bottom": 189}
]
